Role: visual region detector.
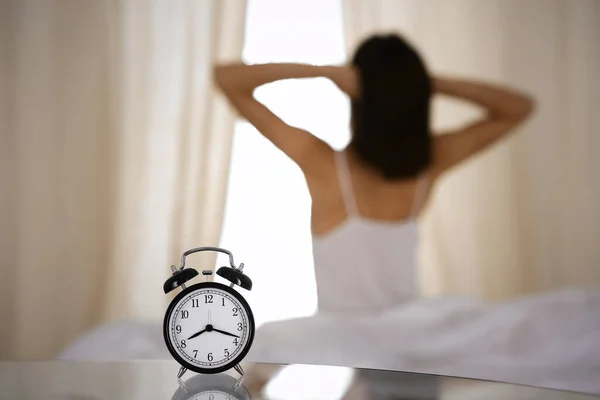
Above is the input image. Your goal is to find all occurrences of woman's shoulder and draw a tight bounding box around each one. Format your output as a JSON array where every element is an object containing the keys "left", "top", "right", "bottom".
[{"left": 299, "top": 143, "right": 338, "bottom": 182}]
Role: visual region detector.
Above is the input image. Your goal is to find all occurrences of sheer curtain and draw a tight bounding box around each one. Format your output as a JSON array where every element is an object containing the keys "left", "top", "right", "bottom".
[
  {"left": 0, "top": 0, "right": 246, "bottom": 360},
  {"left": 342, "top": 0, "right": 600, "bottom": 300}
]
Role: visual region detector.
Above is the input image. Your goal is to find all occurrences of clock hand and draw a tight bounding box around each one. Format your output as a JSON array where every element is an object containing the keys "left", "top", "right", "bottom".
[
  {"left": 212, "top": 328, "right": 240, "bottom": 338},
  {"left": 187, "top": 328, "right": 207, "bottom": 340}
]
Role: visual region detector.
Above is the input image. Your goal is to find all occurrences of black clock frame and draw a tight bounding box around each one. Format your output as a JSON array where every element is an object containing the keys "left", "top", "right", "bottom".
[{"left": 163, "top": 281, "right": 256, "bottom": 375}]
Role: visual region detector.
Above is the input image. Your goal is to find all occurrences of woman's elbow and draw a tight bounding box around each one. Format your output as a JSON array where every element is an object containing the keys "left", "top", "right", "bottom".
[
  {"left": 213, "top": 63, "right": 249, "bottom": 94},
  {"left": 520, "top": 94, "right": 536, "bottom": 119},
  {"left": 505, "top": 93, "right": 536, "bottom": 123},
  {"left": 213, "top": 65, "right": 230, "bottom": 88}
]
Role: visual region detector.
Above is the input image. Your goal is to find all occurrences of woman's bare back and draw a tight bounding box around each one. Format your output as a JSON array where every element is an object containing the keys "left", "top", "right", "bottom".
[{"left": 307, "top": 147, "right": 433, "bottom": 236}]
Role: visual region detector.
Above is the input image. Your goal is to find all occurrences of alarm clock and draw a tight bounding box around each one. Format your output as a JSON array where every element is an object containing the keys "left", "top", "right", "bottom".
[
  {"left": 163, "top": 246, "right": 255, "bottom": 379},
  {"left": 171, "top": 373, "right": 252, "bottom": 400}
]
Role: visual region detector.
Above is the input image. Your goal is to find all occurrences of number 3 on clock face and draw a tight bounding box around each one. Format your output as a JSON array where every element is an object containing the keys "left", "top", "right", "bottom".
[{"left": 163, "top": 282, "right": 255, "bottom": 374}]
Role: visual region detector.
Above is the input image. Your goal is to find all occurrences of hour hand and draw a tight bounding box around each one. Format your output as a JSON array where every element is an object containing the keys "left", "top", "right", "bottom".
[
  {"left": 212, "top": 328, "right": 240, "bottom": 338},
  {"left": 187, "top": 328, "right": 207, "bottom": 340}
]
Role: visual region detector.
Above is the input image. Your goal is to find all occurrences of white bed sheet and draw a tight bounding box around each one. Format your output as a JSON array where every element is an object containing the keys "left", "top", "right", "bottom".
[{"left": 58, "top": 287, "right": 600, "bottom": 395}]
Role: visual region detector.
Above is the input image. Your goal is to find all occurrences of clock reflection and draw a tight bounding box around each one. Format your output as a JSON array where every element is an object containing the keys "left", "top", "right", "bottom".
[{"left": 171, "top": 373, "right": 252, "bottom": 400}]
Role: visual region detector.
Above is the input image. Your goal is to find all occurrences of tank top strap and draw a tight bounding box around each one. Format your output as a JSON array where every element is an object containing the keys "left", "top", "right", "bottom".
[{"left": 335, "top": 151, "right": 359, "bottom": 217}]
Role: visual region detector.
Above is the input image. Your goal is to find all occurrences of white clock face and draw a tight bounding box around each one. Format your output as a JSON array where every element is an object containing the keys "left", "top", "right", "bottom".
[{"left": 167, "top": 285, "right": 252, "bottom": 371}]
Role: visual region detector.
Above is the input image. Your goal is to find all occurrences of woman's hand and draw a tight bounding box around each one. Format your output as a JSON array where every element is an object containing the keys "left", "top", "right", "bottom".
[{"left": 325, "top": 66, "right": 360, "bottom": 99}]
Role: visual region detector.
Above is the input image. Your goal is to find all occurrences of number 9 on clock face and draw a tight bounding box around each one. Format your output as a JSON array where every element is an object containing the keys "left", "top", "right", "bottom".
[{"left": 163, "top": 282, "right": 255, "bottom": 374}]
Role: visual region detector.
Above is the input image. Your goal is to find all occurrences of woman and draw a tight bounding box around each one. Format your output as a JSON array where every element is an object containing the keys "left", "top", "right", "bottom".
[
  {"left": 213, "top": 33, "right": 533, "bottom": 320},
  {"left": 214, "top": 33, "right": 600, "bottom": 395}
]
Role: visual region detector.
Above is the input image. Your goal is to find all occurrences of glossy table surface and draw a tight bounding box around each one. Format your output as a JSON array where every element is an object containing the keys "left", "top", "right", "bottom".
[{"left": 1, "top": 360, "right": 599, "bottom": 400}]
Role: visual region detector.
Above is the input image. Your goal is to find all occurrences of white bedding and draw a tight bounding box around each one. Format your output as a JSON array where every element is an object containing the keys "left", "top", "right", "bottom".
[{"left": 58, "top": 287, "right": 600, "bottom": 395}]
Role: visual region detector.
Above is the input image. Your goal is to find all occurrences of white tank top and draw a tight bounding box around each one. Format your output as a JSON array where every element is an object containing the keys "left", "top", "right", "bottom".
[{"left": 311, "top": 151, "right": 428, "bottom": 315}]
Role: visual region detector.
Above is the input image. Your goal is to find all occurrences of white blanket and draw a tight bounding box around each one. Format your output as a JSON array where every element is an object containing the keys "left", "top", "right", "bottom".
[{"left": 59, "top": 287, "right": 600, "bottom": 395}]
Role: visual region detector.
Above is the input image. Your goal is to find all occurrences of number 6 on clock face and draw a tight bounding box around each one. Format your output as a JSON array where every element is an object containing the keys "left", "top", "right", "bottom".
[{"left": 163, "top": 282, "right": 255, "bottom": 374}]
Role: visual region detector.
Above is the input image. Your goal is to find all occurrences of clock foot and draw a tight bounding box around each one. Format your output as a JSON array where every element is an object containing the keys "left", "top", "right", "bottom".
[
  {"left": 177, "top": 365, "right": 187, "bottom": 379},
  {"left": 234, "top": 363, "right": 245, "bottom": 376}
]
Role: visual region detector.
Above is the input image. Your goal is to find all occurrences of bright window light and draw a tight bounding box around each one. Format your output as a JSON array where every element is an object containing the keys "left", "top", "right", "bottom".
[{"left": 218, "top": 0, "right": 350, "bottom": 330}]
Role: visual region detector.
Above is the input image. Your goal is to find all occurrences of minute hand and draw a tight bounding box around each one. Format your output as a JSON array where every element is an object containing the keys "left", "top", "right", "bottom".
[{"left": 212, "top": 328, "right": 240, "bottom": 338}]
